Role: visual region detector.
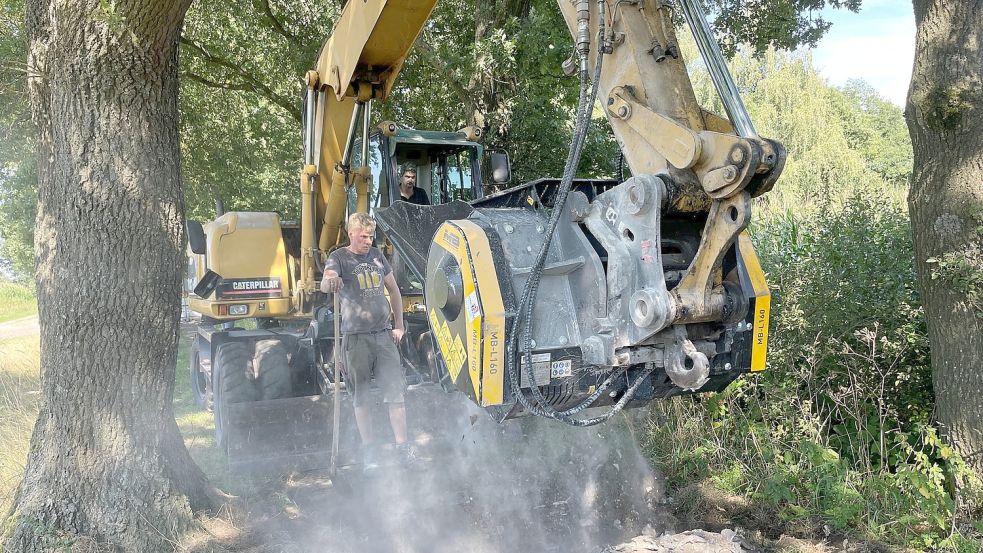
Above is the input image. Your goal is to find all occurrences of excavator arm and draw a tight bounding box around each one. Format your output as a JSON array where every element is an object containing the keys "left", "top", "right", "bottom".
[
  {"left": 296, "top": 0, "right": 439, "bottom": 303},
  {"left": 555, "top": 0, "right": 784, "bottom": 326}
]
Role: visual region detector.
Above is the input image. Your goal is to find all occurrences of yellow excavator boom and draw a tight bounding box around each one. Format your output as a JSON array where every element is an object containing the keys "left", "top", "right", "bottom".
[{"left": 297, "top": 0, "right": 439, "bottom": 301}]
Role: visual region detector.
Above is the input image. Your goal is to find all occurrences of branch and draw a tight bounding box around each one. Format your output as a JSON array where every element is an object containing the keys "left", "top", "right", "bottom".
[
  {"left": 415, "top": 34, "right": 476, "bottom": 110},
  {"left": 181, "top": 71, "right": 256, "bottom": 93},
  {"left": 257, "top": 0, "right": 302, "bottom": 46},
  {"left": 179, "top": 36, "right": 301, "bottom": 122}
]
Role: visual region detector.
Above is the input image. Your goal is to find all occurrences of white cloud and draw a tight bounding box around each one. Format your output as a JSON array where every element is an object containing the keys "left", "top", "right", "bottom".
[{"left": 808, "top": 5, "right": 916, "bottom": 106}]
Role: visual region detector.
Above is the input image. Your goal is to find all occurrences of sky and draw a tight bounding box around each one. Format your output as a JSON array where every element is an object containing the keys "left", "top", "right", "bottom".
[{"left": 808, "top": 1, "right": 916, "bottom": 107}]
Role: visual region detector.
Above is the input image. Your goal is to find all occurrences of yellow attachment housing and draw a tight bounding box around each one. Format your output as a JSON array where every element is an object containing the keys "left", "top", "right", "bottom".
[
  {"left": 737, "top": 233, "right": 770, "bottom": 371},
  {"left": 427, "top": 220, "right": 507, "bottom": 407}
]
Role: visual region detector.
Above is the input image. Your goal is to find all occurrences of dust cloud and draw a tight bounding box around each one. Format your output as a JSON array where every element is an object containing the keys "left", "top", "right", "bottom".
[{"left": 276, "top": 387, "right": 669, "bottom": 553}]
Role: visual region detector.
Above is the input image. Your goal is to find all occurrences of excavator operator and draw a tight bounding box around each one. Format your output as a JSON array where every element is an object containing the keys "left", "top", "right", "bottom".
[{"left": 397, "top": 165, "right": 430, "bottom": 205}]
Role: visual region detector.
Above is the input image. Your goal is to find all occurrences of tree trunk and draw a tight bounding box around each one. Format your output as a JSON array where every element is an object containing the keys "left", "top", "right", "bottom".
[
  {"left": 468, "top": 0, "right": 529, "bottom": 143},
  {"left": 3, "top": 0, "right": 216, "bottom": 551},
  {"left": 906, "top": 1, "right": 983, "bottom": 476}
]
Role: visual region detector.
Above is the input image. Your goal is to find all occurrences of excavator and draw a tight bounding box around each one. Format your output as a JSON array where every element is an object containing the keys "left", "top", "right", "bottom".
[{"left": 185, "top": 0, "right": 784, "bottom": 470}]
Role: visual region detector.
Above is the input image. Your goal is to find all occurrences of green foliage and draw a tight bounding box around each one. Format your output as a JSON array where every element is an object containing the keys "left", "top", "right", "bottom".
[
  {"left": 509, "top": 1, "right": 620, "bottom": 181},
  {"left": 178, "top": 0, "right": 337, "bottom": 221},
  {"left": 0, "top": 162, "right": 36, "bottom": 279},
  {"left": 646, "top": 192, "right": 982, "bottom": 549},
  {"left": 835, "top": 80, "right": 913, "bottom": 187},
  {"left": 684, "top": 45, "right": 909, "bottom": 213},
  {"left": 0, "top": 281, "right": 35, "bottom": 323},
  {"left": 0, "top": 0, "right": 35, "bottom": 279},
  {"left": 707, "top": 0, "right": 861, "bottom": 55}
]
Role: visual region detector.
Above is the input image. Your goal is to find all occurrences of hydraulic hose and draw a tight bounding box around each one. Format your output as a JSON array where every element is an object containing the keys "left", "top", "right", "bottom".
[
  {"left": 505, "top": 0, "right": 653, "bottom": 427},
  {"left": 509, "top": 0, "right": 602, "bottom": 422}
]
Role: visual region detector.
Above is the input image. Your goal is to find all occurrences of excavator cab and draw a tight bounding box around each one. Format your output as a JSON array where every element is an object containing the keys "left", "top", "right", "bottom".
[
  {"left": 350, "top": 127, "right": 488, "bottom": 213},
  {"left": 347, "top": 126, "right": 492, "bottom": 296}
]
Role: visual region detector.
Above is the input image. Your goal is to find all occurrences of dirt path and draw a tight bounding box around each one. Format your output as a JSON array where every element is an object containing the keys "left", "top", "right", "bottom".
[
  {"left": 183, "top": 397, "right": 762, "bottom": 553},
  {"left": 0, "top": 315, "right": 39, "bottom": 340}
]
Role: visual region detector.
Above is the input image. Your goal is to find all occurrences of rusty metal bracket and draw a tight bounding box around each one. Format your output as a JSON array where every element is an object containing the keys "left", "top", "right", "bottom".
[
  {"left": 673, "top": 192, "right": 751, "bottom": 323},
  {"left": 605, "top": 88, "right": 780, "bottom": 200}
]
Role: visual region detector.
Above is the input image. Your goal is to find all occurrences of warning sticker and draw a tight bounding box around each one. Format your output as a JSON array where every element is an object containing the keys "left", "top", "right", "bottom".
[
  {"left": 550, "top": 359, "right": 572, "bottom": 378},
  {"left": 465, "top": 292, "right": 480, "bottom": 323},
  {"left": 431, "top": 308, "right": 466, "bottom": 382}
]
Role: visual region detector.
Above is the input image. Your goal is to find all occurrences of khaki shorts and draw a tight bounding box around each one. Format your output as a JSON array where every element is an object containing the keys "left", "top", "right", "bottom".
[{"left": 343, "top": 331, "right": 405, "bottom": 407}]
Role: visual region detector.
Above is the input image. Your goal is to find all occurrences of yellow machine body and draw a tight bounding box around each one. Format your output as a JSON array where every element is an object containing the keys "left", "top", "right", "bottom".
[{"left": 187, "top": 212, "right": 297, "bottom": 320}]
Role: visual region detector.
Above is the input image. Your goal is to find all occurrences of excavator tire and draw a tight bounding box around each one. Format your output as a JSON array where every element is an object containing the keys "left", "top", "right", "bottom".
[
  {"left": 189, "top": 340, "right": 212, "bottom": 411},
  {"left": 213, "top": 340, "right": 257, "bottom": 450},
  {"left": 253, "top": 339, "right": 292, "bottom": 400}
]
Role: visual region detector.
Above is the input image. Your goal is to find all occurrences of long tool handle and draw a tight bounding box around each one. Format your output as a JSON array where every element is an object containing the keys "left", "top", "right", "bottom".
[{"left": 329, "top": 293, "right": 342, "bottom": 475}]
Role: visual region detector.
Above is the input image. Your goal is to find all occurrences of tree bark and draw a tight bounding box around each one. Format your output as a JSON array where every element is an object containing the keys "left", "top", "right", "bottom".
[
  {"left": 3, "top": 0, "right": 216, "bottom": 550},
  {"left": 906, "top": 0, "right": 983, "bottom": 475}
]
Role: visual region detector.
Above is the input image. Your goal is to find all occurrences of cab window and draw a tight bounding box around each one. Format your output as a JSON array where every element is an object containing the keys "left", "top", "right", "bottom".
[
  {"left": 347, "top": 133, "right": 387, "bottom": 215},
  {"left": 431, "top": 147, "right": 477, "bottom": 203}
]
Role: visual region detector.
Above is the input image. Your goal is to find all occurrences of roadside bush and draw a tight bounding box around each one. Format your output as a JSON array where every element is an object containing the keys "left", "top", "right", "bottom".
[
  {"left": 0, "top": 281, "right": 36, "bottom": 324},
  {"left": 645, "top": 193, "right": 982, "bottom": 549}
]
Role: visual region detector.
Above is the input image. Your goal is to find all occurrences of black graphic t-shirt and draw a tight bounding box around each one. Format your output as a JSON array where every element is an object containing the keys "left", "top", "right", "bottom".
[{"left": 325, "top": 247, "right": 393, "bottom": 334}]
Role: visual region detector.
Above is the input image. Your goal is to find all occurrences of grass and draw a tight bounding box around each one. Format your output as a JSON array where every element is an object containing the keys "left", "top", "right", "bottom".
[
  {"left": 0, "top": 282, "right": 36, "bottom": 324},
  {"left": 0, "top": 321, "right": 267, "bottom": 522},
  {"left": 0, "top": 334, "right": 41, "bottom": 515},
  {"left": 173, "top": 331, "right": 231, "bottom": 489}
]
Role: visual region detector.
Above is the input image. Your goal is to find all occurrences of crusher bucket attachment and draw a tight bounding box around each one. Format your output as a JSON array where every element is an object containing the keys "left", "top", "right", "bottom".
[{"left": 377, "top": 179, "right": 774, "bottom": 425}]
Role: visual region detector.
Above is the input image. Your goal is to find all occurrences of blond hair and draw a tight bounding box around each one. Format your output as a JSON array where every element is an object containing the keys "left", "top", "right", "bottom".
[{"left": 347, "top": 212, "right": 377, "bottom": 233}]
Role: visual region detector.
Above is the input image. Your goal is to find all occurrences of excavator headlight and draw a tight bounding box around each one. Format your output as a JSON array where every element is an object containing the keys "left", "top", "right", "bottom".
[{"left": 228, "top": 304, "right": 249, "bottom": 316}]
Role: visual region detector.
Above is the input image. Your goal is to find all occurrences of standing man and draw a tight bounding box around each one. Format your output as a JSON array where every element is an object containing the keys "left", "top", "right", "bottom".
[
  {"left": 397, "top": 165, "right": 430, "bottom": 205},
  {"left": 321, "top": 212, "right": 410, "bottom": 469}
]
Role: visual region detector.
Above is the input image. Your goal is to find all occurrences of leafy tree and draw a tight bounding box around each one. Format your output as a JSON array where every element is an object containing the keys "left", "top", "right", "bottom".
[
  {"left": 708, "top": 0, "right": 862, "bottom": 54},
  {"left": 688, "top": 47, "right": 891, "bottom": 209},
  {"left": 178, "top": 0, "right": 338, "bottom": 221},
  {"left": 0, "top": 0, "right": 35, "bottom": 278},
  {"left": 836, "top": 80, "right": 913, "bottom": 186}
]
